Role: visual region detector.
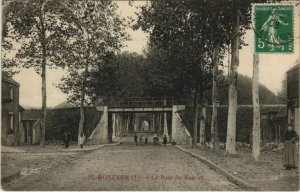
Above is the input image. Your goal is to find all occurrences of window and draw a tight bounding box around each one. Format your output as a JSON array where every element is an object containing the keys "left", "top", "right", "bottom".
[
  {"left": 8, "top": 112, "right": 14, "bottom": 134},
  {"left": 19, "top": 112, "right": 22, "bottom": 123},
  {"left": 9, "top": 86, "right": 14, "bottom": 101}
]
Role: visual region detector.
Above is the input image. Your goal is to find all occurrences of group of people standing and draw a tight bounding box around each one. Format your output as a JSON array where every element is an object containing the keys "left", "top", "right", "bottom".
[
  {"left": 134, "top": 134, "right": 148, "bottom": 145},
  {"left": 134, "top": 133, "right": 174, "bottom": 146}
]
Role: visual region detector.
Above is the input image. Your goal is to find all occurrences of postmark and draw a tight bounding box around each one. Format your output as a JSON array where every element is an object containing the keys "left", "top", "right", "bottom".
[{"left": 253, "top": 4, "right": 294, "bottom": 53}]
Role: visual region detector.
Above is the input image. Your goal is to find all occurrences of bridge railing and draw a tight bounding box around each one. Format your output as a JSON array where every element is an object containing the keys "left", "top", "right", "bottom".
[{"left": 109, "top": 97, "right": 174, "bottom": 108}]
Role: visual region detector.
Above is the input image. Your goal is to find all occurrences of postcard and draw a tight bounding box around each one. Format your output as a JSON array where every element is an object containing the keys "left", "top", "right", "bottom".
[{"left": 1, "top": 0, "right": 299, "bottom": 191}]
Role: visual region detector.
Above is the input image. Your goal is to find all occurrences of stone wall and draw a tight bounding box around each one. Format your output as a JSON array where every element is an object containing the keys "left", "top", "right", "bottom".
[
  {"left": 22, "top": 107, "right": 101, "bottom": 142},
  {"left": 87, "top": 106, "right": 109, "bottom": 144},
  {"left": 183, "top": 105, "right": 287, "bottom": 143},
  {"left": 171, "top": 105, "right": 192, "bottom": 145}
]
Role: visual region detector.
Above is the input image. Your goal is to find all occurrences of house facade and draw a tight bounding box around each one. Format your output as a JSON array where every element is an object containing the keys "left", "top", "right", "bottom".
[
  {"left": 1, "top": 76, "right": 24, "bottom": 146},
  {"left": 287, "top": 63, "right": 300, "bottom": 134},
  {"left": 22, "top": 110, "right": 41, "bottom": 145}
]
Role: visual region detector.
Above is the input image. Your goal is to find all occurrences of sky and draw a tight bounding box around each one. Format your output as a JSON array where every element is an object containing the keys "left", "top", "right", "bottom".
[{"left": 9, "top": 1, "right": 300, "bottom": 108}]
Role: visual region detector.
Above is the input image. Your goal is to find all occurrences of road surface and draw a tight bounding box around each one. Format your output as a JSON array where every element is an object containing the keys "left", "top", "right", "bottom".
[{"left": 3, "top": 145, "right": 241, "bottom": 191}]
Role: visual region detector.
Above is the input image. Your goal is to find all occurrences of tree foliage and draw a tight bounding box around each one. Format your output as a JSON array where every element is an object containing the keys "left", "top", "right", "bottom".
[
  {"left": 57, "top": 1, "right": 128, "bottom": 105},
  {"left": 4, "top": 0, "right": 78, "bottom": 146}
]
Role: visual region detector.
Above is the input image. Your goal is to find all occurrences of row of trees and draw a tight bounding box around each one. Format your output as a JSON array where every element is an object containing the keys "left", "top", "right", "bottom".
[
  {"left": 2, "top": 0, "right": 278, "bottom": 160},
  {"left": 2, "top": 0, "right": 128, "bottom": 145},
  {"left": 133, "top": 0, "right": 271, "bottom": 160}
]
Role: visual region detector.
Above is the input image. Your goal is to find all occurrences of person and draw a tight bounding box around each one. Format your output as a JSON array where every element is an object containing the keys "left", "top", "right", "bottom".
[
  {"left": 139, "top": 136, "right": 144, "bottom": 145},
  {"left": 145, "top": 137, "right": 148, "bottom": 145},
  {"left": 134, "top": 134, "right": 138, "bottom": 146},
  {"left": 171, "top": 140, "right": 176, "bottom": 146},
  {"left": 79, "top": 132, "right": 85, "bottom": 149},
  {"left": 284, "top": 124, "right": 299, "bottom": 170},
  {"left": 64, "top": 131, "right": 70, "bottom": 148},
  {"left": 153, "top": 134, "right": 158, "bottom": 145},
  {"left": 163, "top": 135, "right": 167, "bottom": 146}
]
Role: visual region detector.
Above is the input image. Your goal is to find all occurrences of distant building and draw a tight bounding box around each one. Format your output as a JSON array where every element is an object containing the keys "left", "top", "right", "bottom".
[
  {"left": 287, "top": 63, "right": 300, "bottom": 134},
  {"left": 22, "top": 109, "right": 41, "bottom": 144},
  {"left": 1, "top": 76, "right": 24, "bottom": 146}
]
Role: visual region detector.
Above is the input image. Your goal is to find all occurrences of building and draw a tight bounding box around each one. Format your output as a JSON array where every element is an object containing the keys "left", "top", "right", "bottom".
[
  {"left": 287, "top": 63, "right": 300, "bottom": 134},
  {"left": 22, "top": 110, "right": 41, "bottom": 144},
  {"left": 1, "top": 76, "right": 24, "bottom": 146}
]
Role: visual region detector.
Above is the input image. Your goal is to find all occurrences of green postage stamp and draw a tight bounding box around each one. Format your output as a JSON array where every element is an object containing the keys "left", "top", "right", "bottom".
[{"left": 253, "top": 4, "right": 294, "bottom": 53}]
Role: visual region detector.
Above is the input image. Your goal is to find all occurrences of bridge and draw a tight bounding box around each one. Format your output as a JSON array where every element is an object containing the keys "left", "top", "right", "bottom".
[
  {"left": 97, "top": 97, "right": 173, "bottom": 112},
  {"left": 87, "top": 97, "right": 192, "bottom": 145}
]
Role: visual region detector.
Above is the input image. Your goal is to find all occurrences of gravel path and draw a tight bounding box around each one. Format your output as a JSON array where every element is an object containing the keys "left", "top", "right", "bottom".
[{"left": 3, "top": 145, "right": 241, "bottom": 191}]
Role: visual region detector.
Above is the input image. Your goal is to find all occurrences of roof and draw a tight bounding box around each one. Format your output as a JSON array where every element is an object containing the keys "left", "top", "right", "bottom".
[
  {"left": 19, "top": 105, "right": 25, "bottom": 111},
  {"left": 22, "top": 110, "right": 41, "bottom": 120},
  {"left": 287, "top": 63, "right": 300, "bottom": 73},
  {"left": 2, "top": 76, "right": 20, "bottom": 86},
  {"left": 54, "top": 101, "right": 75, "bottom": 109}
]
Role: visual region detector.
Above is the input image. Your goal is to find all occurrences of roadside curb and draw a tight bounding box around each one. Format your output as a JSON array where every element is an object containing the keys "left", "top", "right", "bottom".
[
  {"left": 1, "top": 142, "right": 121, "bottom": 154},
  {"left": 78, "top": 142, "right": 121, "bottom": 153},
  {"left": 176, "top": 146, "right": 259, "bottom": 191},
  {"left": 1, "top": 142, "right": 121, "bottom": 184}
]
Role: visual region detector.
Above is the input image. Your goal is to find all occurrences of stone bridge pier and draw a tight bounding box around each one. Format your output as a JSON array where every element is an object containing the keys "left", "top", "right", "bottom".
[{"left": 87, "top": 105, "right": 192, "bottom": 145}]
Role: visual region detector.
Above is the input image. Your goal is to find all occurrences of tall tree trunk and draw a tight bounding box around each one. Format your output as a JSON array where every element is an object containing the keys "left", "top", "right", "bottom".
[
  {"left": 158, "top": 113, "right": 162, "bottom": 134},
  {"left": 163, "top": 98, "right": 169, "bottom": 139},
  {"left": 211, "top": 47, "right": 220, "bottom": 152},
  {"left": 252, "top": 53, "right": 260, "bottom": 160},
  {"left": 40, "top": 48, "right": 46, "bottom": 147},
  {"left": 192, "top": 88, "right": 198, "bottom": 148},
  {"left": 112, "top": 113, "right": 116, "bottom": 139},
  {"left": 78, "top": 33, "right": 90, "bottom": 143},
  {"left": 226, "top": 7, "right": 240, "bottom": 154},
  {"left": 199, "top": 103, "right": 206, "bottom": 146},
  {"left": 78, "top": 62, "right": 88, "bottom": 143},
  {"left": 40, "top": 18, "right": 47, "bottom": 147}
]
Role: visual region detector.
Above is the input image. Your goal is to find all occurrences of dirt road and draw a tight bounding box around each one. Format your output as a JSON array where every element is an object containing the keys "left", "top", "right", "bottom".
[{"left": 3, "top": 145, "right": 241, "bottom": 191}]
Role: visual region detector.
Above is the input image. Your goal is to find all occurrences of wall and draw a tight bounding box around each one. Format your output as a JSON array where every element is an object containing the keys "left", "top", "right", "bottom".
[
  {"left": 87, "top": 106, "right": 109, "bottom": 144},
  {"left": 22, "top": 107, "right": 101, "bottom": 142},
  {"left": 183, "top": 105, "right": 287, "bottom": 143},
  {"left": 1, "top": 79, "right": 20, "bottom": 146},
  {"left": 171, "top": 105, "right": 192, "bottom": 145}
]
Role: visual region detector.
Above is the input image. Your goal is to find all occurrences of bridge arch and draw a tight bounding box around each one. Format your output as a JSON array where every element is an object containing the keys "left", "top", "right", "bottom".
[{"left": 87, "top": 98, "right": 192, "bottom": 145}]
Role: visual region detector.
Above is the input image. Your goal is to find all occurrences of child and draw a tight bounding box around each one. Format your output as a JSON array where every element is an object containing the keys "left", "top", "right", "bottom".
[
  {"left": 139, "top": 136, "right": 144, "bottom": 145},
  {"left": 163, "top": 135, "right": 167, "bottom": 146},
  {"left": 171, "top": 140, "right": 176, "bottom": 146},
  {"left": 134, "top": 134, "right": 138, "bottom": 146}
]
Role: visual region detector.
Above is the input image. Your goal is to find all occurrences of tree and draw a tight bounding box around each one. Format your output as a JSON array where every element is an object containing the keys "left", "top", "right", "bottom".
[
  {"left": 135, "top": 0, "right": 239, "bottom": 147},
  {"left": 2, "top": 0, "right": 24, "bottom": 76},
  {"left": 113, "top": 52, "right": 147, "bottom": 98},
  {"left": 252, "top": 53, "right": 260, "bottom": 160},
  {"left": 57, "top": 0, "right": 128, "bottom": 143},
  {"left": 226, "top": 6, "right": 240, "bottom": 154},
  {"left": 5, "top": 0, "right": 75, "bottom": 146},
  {"left": 224, "top": 0, "right": 273, "bottom": 154},
  {"left": 211, "top": 47, "right": 221, "bottom": 151}
]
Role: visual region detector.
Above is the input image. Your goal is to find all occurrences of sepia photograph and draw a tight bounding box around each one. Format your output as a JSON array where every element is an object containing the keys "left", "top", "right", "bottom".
[{"left": 1, "top": 0, "right": 299, "bottom": 191}]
